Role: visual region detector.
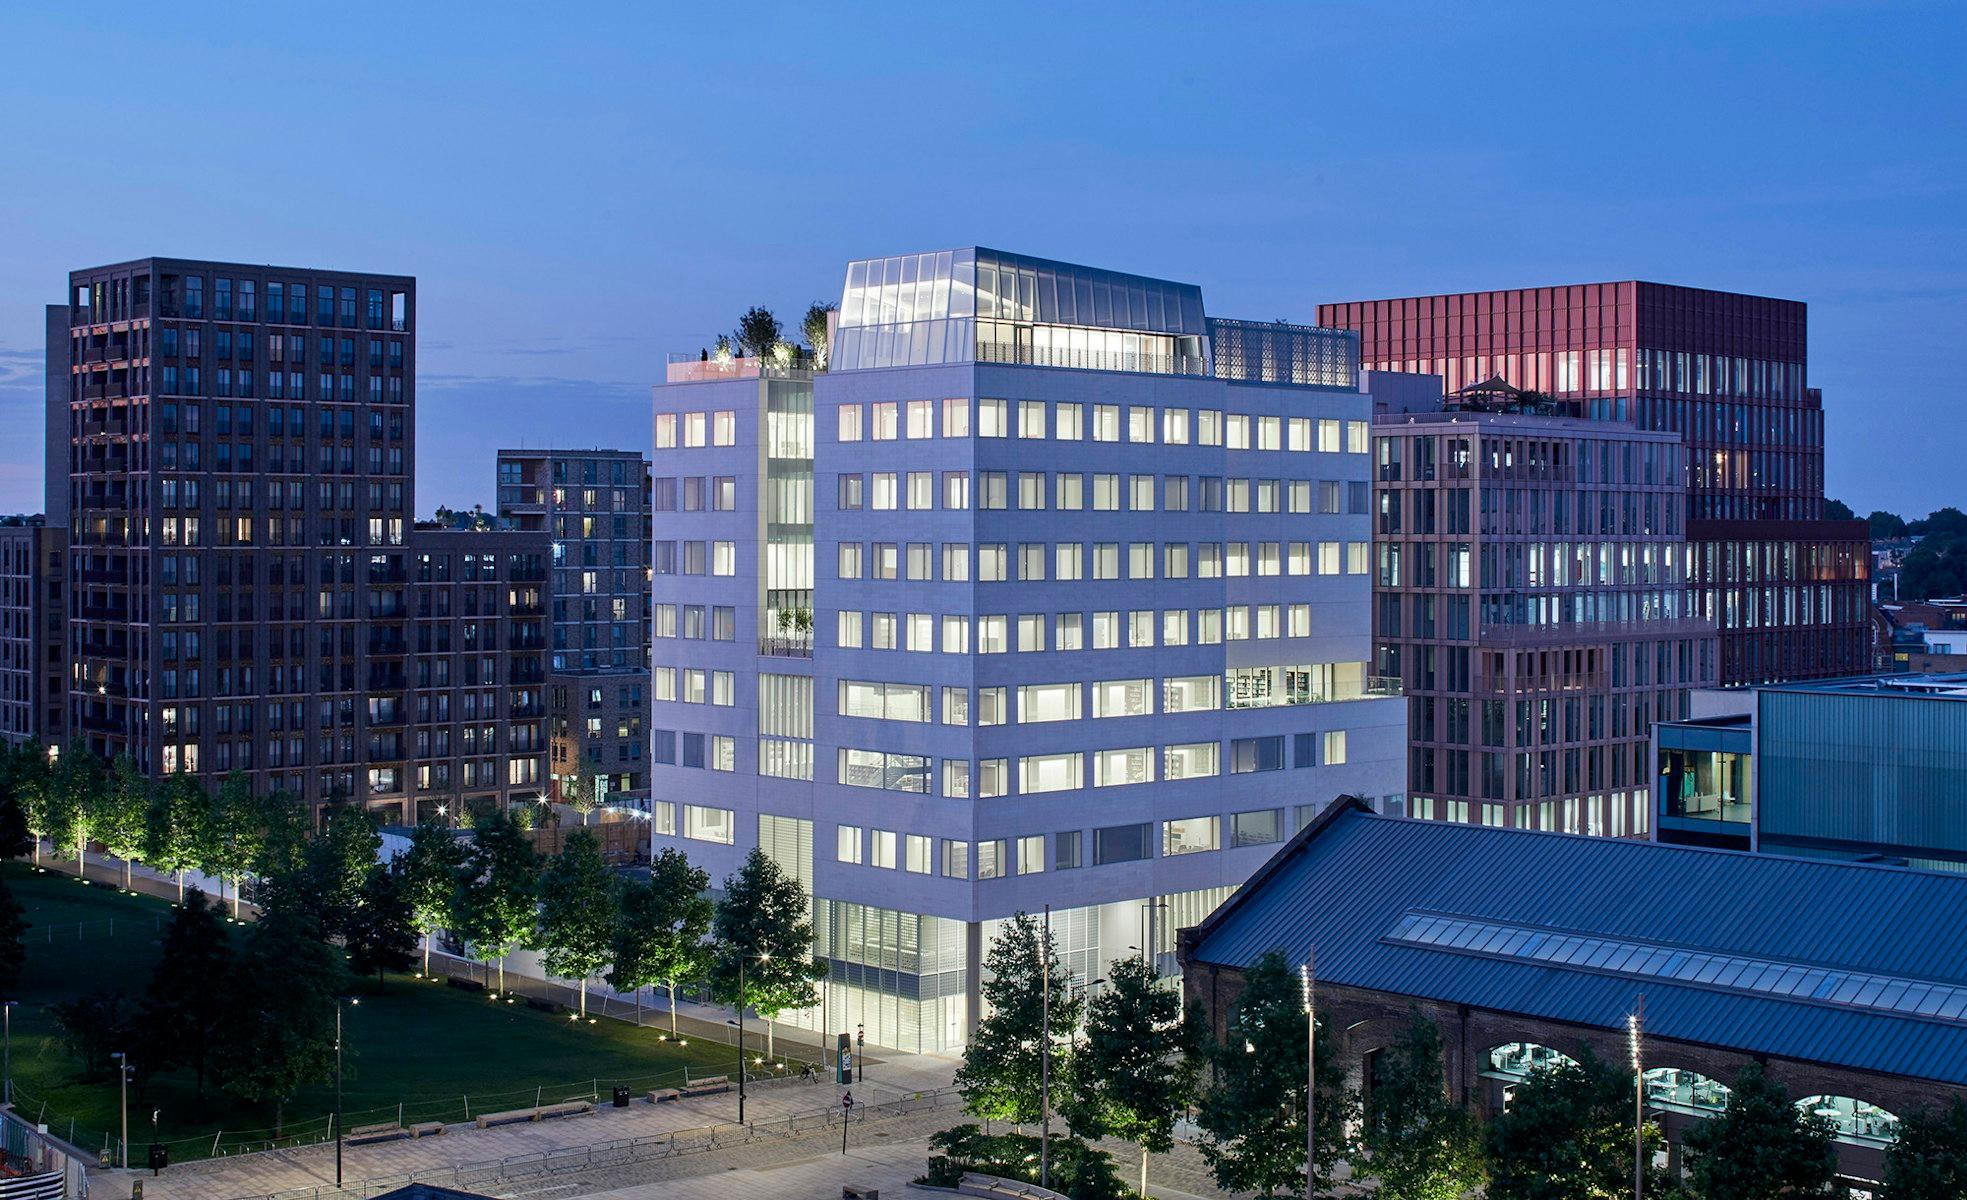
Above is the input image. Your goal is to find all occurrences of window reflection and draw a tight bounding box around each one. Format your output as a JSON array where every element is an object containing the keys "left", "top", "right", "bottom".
[
  {"left": 1643, "top": 1067, "right": 1731, "bottom": 1114},
  {"left": 1487, "top": 1042, "right": 1578, "bottom": 1076}
]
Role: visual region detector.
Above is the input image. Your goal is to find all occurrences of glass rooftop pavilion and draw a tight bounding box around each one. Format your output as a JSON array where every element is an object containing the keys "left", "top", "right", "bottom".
[{"left": 832, "top": 246, "right": 1358, "bottom": 387}]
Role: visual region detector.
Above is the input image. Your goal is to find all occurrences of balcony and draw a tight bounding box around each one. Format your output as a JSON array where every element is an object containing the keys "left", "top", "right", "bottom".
[{"left": 758, "top": 635, "right": 813, "bottom": 659}]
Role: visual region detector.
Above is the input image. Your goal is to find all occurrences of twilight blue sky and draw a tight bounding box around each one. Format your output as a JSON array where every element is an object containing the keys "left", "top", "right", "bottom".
[{"left": 1, "top": 1, "right": 1961, "bottom": 516}]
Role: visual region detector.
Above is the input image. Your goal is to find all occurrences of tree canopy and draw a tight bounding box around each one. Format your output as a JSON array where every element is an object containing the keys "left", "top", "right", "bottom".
[
  {"left": 708, "top": 848, "right": 825, "bottom": 1048},
  {"left": 1681, "top": 1061, "right": 1837, "bottom": 1199},
  {"left": 1355, "top": 1010, "right": 1486, "bottom": 1200},
  {"left": 606, "top": 846, "right": 711, "bottom": 1037},
  {"left": 1883, "top": 1097, "right": 1967, "bottom": 1200},
  {"left": 953, "top": 911, "right": 1081, "bottom": 1127},
  {"left": 1061, "top": 953, "right": 1202, "bottom": 1199},
  {"left": 1484, "top": 1047, "right": 1665, "bottom": 1200},
  {"left": 535, "top": 827, "right": 617, "bottom": 1015}
]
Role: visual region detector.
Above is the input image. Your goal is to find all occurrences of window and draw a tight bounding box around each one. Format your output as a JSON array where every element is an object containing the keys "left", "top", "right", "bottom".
[
  {"left": 942, "top": 686, "right": 969, "bottom": 725},
  {"left": 1018, "top": 682, "right": 1081, "bottom": 723},
  {"left": 976, "top": 839, "right": 1007, "bottom": 880},
  {"left": 1018, "top": 400, "right": 1047, "bottom": 438},
  {"left": 1162, "top": 816, "right": 1219, "bottom": 856},
  {"left": 1231, "top": 735, "right": 1285, "bottom": 773},
  {"left": 1231, "top": 808, "right": 1284, "bottom": 847},
  {"left": 1091, "top": 678, "right": 1152, "bottom": 718},
  {"left": 906, "top": 399, "right": 935, "bottom": 438},
  {"left": 905, "top": 834, "right": 933, "bottom": 874},
  {"left": 942, "top": 398, "right": 970, "bottom": 438},
  {"left": 1163, "top": 675, "right": 1220, "bottom": 712},
  {"left": 838, "top": 404, "right": 863, "bottom": 442},
  {"left": 870, "top": 830, "right": 898, "bottom": 869},
  {"left": 1093, "top": 823, "right": 1151, "bottom": 865},
  {"left": 836, "top": 824, "right": 863, "bottom": 864},
  {"left": 943, "top": 759, "right": 970, "bottom": 798},
  {"left": 1093, "top": 747, "right": 1154, "bottom": 787},
  {"left": 1324, "top": 730, "right": 1348, "bottom": 765},
  {"left": 978, "top": 398, "right": 1008, "bottom": 437},
  {"left": 1017, "top": 835, "right": 1045, "bottom": 875},
  {"left": 1164, "top": 741, "right": 1220, "bottom": 779},
  {"left": 942, "top": 840, "right": 970, "bottom": 879},
  {"left": 683, "top": 804, "right": 734, "bottom": 844},
  {"left": 1056, "top": 830, "right": 1084, "bottom": 870},
  {"left": 870, "top": 401, "right": 898, "bottom": 440},
  {"left": 1019, "top": 752, "right": 1083, "bottom": 794}
]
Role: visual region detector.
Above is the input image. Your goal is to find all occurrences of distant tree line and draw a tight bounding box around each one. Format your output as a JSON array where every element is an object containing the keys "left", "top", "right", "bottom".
[{"left": 1834, "top": 500, "right": 1967, "bottom": 599}]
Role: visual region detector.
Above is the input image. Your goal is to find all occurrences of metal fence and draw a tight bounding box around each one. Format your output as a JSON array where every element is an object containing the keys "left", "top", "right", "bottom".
[{"left": 206, "top": 1086, "right": 962, "bottom": 1200}]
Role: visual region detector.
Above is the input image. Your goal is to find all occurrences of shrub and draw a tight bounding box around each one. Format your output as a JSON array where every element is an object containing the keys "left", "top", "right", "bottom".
[{"left": 923, "top": 1124, "right": 1127, "bottom": 1200}]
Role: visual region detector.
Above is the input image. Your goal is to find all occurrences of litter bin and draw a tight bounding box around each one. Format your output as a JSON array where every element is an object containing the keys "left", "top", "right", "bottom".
[
  {"left": 612, "top": 1086, "right": 631, "bottom": 1108},
  {"left": 147, "top": 1143, "right": 169, "bottom": 1174}
]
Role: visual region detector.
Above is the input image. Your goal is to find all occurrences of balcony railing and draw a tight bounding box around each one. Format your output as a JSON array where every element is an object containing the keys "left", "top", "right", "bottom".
[{"left": 758, "top": 635, "right": 813, "bottom": 658}]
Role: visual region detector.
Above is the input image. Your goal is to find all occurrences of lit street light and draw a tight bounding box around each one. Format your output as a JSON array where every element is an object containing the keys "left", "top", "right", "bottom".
[
  {"left": 110, "top": 1051, "right": 131, "bottom": 1168},
  {"left": 336, "top": 996, "right": 359, "bottom": 1188}
]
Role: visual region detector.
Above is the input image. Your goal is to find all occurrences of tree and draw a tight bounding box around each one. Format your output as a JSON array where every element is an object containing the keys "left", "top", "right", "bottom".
[
  {"left": 0, "top": 878, "right": 27, "bottom": 996},
  {"left": 802, "top": 301, "right": 836, "bottom": 368},
  {"left": 605, "top": 846, "right": 711, "bottom": 1037},
  {"left": 1869, "top": 509, "right": 1909, "bottom": 539},
  {"left": 1883, "top": 1097, "right": 1967, "bottom": 1200},
  {"left": 1484, "top": 1047, "right": 1666, "bottom": 1200},
  {"left": 452, "top": 812, "right": 540, "bottom": 994},
  {"left": 95, "top": 754, "right": 150, "bottom": 889},
  {"left": 1681, "top": 1061, "right": 1836, "bottom": 1199},
  {"left": 734, "top": 306, "right": 783, "bottom": 360},
  {"left": 41, "top": 742, "right": 103, "bottom": 870},
  {"left": 0, "top": 742, "right": 42, "bottom": 860},
  {"left": 205, "top": 772, "right": 267, "bottom": 917},
  {"left": 342, "top": 863, "right": 417, "bottom": 988},
  {"left": 1355, "top": 1010, "right": 1486, "bottom": 1200},
  {"left": 1062, "top": 953, "right": 1203, "bottom": 1198},
  {"left": 138, "top": 890, "right": 231, "bottom": 1099},
  {"left": 1912, "top": 506, "right": 1967, "bottom": 537},
  {"left": 1898, "top": 534, "right": 1967, "bottom": 601},
  {"left": 1195, "top": 952, "right": 1355, "bottom": 1199},
  {"left": 535, "top": 828, "right": 617, "bottom": 1016},
  {"left": 1824, "top": 498, "right": 1854, "bottom": 521},
  {"left": 398, "top": 822, "right": 468, "bottom": 974},
  {"left": 708, "top": 847, "right": 824, "bottom": 1059},
  {"left": 560, "top": 752, "right": 603, "bottom": 824},
  {"left": 50, "top": 988, "right": 137, "bottom": 1078},
  {"left": 952, "top": 911, "right": 1081, "bottom": 1128},
  {"left": 144, "top": 771, "right": 213, "bottom": 903},
  {"left": 213, "top": 907, "right": 349, "bottom": 1132},
  {"left": 300, "top": 806, "right": 383, "bottom": 938}
]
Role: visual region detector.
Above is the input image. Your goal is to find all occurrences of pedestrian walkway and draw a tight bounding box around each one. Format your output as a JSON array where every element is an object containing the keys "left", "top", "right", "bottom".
[{"left": 96, "top": 1075, "right": 959, "bottom": 1200}]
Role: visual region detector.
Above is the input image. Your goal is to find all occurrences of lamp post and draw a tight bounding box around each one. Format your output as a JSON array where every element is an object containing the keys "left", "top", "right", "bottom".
[
  {"left": 110, "top": 1052, "right": 130, "bottom": 1169},
  {"left": 1629, "top": 994, "right": 1645, "bottom": 1200},
  {"left": 4, "top": 999, "right": 16, "bottom": 1107},
  {"left": 736, "top": 954, "right": 747, "bottom": 1125},
  {"left": 336, "top": 997, "right": 358, "bottom": 1188},
  {"left": 1039, "top": 905, "right": 1053, "bottom": 1191},
  {"left": 855, "top": 1024, "right": 864, "bottom": 1083},
  {"left": 1138, "top": 900, "right": 1169, "bottom": 976},
  {"left": 1301, "top": 956, "right": 1315, "bottom": 1198}
]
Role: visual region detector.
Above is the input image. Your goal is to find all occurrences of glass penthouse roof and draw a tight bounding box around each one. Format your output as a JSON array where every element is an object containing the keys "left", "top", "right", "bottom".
[{"left": 833, "top": 247, "right": 1210, "bottom": 374}]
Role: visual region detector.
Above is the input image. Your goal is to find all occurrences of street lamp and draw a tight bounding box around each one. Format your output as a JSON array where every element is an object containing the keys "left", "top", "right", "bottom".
[
  {"left": 110, "top": 1052, "right": 131, "bottom": 1169},
  {"left": 3, "top": 999, "right": 16, "bottom": 1107},
  {"left": 1629, "top": 994, "right": 1645, "bottom": 1200},
  {"left": 336, "top": 996, "right": 359, "bottom": 1188},
  {"left": 1040, "top": 906, "right": 1053, "bottom": 1191},
  {"left": 1301, "top": 956, "right": 1315, "bottom": 1197}
]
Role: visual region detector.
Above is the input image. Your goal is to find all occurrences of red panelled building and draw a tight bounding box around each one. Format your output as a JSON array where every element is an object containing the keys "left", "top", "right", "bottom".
[{"left": 1319, "top": 282, "right": 1869, "bottom": 685}]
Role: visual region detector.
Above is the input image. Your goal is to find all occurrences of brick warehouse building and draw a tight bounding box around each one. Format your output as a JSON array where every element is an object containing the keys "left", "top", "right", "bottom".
[
  {"left": 1319, "top": 283, "right": 1870, "bottom": 686},
  {"left": 1179, "top": 800, "right": 1967, "bottom": 1188}
]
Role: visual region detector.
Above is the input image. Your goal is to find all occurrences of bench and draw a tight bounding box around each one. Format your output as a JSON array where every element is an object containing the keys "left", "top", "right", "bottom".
[
  {"left": 345, "top": 1123, "right": 407, "bottom": 1145},
  {"left": 956, "top": 1174, "right": 1068, "bottom": 1200},
  {"left": 647, "top": 1088, "right": 682, "bottom": 1104},
  {"left": 678, "top": 1076, "right": 730, "bottom": 1098},
  {"left": 843, "top": 1187, "right": 880, "bottom": 1199},
  {"left": 472, "top": 1100, "right": 594, "bottom": 1129},
  {"left": 410, "top": 1121, "right": 445, "bottom": 1139},
  {"left": 525, "top": 996, "right": 560, "bottom": 1014},
  {"left": 446, "top": 975, "right": 486, "bottom": 993}
]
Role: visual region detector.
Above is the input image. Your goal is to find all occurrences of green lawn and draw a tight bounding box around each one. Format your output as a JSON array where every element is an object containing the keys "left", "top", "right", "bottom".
[{"left": 1, "top": 862, "right": 750, "bottom": 1161}]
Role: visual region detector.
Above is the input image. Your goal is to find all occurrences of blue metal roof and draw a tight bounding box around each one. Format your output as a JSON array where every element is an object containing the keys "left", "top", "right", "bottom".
[{"left": 1185, "top": 802, "right": 1967, "bottom": 1087}]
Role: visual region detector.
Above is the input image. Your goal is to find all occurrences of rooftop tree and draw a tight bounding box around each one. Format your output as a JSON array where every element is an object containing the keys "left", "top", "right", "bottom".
[{"left": 734, "top": 306, "right": 782, "bottom": 360}]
